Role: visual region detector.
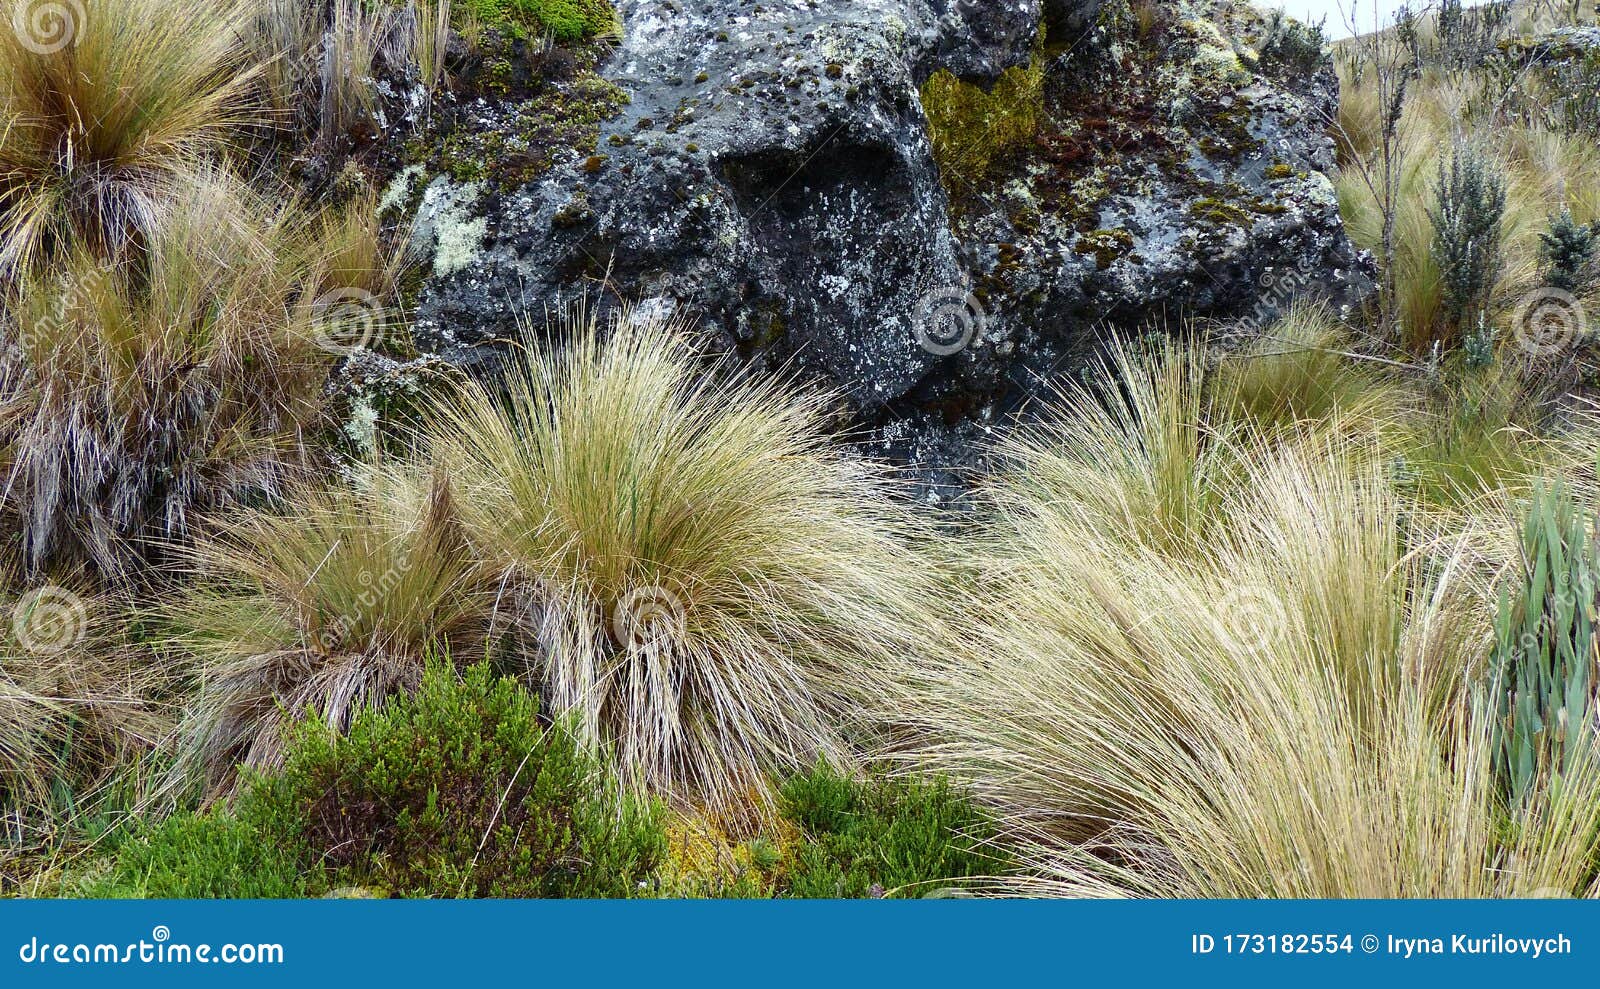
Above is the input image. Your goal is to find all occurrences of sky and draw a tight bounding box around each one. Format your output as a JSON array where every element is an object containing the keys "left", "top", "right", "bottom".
[{"left": 1269, "top": 0, "right": 1495, "bottom": 38}]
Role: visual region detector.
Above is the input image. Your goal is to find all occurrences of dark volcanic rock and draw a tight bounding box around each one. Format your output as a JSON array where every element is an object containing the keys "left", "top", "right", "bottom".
[{"left": 405, "top": 0, "right": 1372, "bottom": 493}]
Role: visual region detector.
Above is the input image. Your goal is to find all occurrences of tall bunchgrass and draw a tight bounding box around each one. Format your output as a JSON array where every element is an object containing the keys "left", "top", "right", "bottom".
[
  {"left": 0, "top": 0, "right": 263, "bottom": 274},
  {"left": 0, "top": 175, "right": 396, "bottom": 580},
  {"left": 172, "top": 466, "right": 491, "bottom": 785},
  {"left": 0, "top": 581, "right": 170, "bottom": 849},
  {"left": 892, "top": 333, "right": 1600, "bottom": 897},
  {"left": 1209, "top": 302, "right": 1413, "bottom": 436},
  {"left": 422, "top": 307, "right": 937, "bottom": 819},
  {"left": 250, "top": 0, "right": 455, "bottom": 148}
]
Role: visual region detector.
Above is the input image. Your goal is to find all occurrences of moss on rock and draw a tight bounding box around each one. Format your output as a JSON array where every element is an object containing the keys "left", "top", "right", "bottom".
[
  {"left": 460, "top": 0, "right": 617, "bottom": 42},
  {"left": 405, "top": 52, "right": 629, "bottom": 192}
]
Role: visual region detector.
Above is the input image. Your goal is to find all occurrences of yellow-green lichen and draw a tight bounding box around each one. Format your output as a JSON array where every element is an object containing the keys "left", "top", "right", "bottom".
[
  {"left": 1189, "top": 197, "right": 1252, "bottom": 227},
  {"left": 920, "top": 38, "right": 1048, "bottom": 198},
  {"left": 1073, "top": 228, "right": 1138, "bottom": 269}
]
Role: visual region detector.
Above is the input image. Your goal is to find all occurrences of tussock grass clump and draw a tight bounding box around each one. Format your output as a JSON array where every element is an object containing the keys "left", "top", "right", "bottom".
[
  {"left": 0, "top": 0, "right": 263, "bottom": 274},
  {"left": 0, "top": 583, "right": 169, "bottom": 846},
  {"left": 893, "top": 337, "right": 1600, "bottom": 897},
  {"left": 174, "top": 467, "right": 490, "bottom": 784},
  {"left": 424, "top": 307, "right": 935, "bottom": 818},
  {"left": 250, "top": 0, "right": 457, "bottom": 150},
  {"left": 1210, "top": 303, "right": 1413, "bottom": 434},
  {"left": 995, "top": 335, "right": 1241, "bottom": 558},
  {"left": 0, "top": 178, "right": 394, "bottom": 580}
]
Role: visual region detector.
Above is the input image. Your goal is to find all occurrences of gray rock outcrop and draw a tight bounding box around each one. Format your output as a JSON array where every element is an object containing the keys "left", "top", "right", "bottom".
[{"left": 404, "top": 0, "right": 1373, "bottom": 491}]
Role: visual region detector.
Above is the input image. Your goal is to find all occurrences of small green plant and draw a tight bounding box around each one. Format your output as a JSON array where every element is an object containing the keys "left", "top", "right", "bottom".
[
  {"left": 242, "top": 661, "right": 667, "bottom": 898},
  {"left": 459, "top": 0, "right": 615, "bottom": 42},
  {"left": 1487, "top": 483, "right": 1599, "bottom": 807},
  {"left": 1540, "top": 208, "right": 1596, "bottom": 295},
  {"left": 1429, "top": 142, "right": 1507, "bottom": 334},
  {"left": 778, "top": 765, "right": 1003, "bottom": 898},
  {"left": 1256, "top": 10, "right": 1327, "bottom": 80},
  {"left": 1463, "top": 313, "right": 1496, "bottom": 369}
]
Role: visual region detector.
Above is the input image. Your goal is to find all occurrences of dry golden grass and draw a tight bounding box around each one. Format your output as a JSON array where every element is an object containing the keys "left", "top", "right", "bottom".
[
  {"left": 0, "top": 174, "right": 397, "bottom": 580},
  {"left": 422, "top": 306, "right": 939, "bottom": 819},
  {"left": 0, "top": 0, "right": 263, "bottom": 273},
  {"left": 889, "top": 332, "right": 1600, "bottom": 897},
  {"left": 0, "top": 580, "right": 171, "bottom": 848},
  {"left": 172, "top": 466, "right": 491, "bottom": 785}
]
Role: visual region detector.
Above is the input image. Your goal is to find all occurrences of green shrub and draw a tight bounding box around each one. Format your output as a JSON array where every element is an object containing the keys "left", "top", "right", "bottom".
[
  {"left": 243, "top": 661, "right": 666, "bottom": 898},
  {"left": 1256, "top": 10, "right": 1327, "bottom": 80},
  {"left": 1429, "top": 142, "right": 1507, "bottom": 333},
  {"left": 778, "top": 765, "right": 1003, "bottom": 898},
  {"left": 1540, "top": 208, "right": 1596, "bottom": 295},
  {"left": 461, "top": 0, "right": 615, "bottom": 42},
  {"left": 91, "top": 812, "right": 309, "bottom": 899},
  {"left": 97, "top": 662, "right": 666, "bottom": 899}
]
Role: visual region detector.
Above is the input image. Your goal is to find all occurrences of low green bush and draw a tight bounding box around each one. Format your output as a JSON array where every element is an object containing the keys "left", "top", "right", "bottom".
[
  {"left": 778, "top": 764, "right": 1004, "bottom": 898},
  {"left": 244, "top": 660, "right": 666, "bottom": 898},
  {"left": 89, "top": 813, "right": 309, "bottom": 899},
  {"left": 99, "top": 662, "right": 666, "bottom": 899}
]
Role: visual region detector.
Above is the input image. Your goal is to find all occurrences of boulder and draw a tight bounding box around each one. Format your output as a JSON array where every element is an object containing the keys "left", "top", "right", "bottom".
[
  {"left": 405, "top": 0, "right": 1373, "bottom": 493},
  {"left": 1497, "top": 25, "right": 1600, "bottom": 65}
]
